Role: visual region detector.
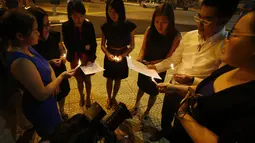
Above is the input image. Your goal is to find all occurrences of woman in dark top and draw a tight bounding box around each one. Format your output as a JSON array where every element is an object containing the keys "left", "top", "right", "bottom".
[
  {"left": 101, "top": 0, "right": 136, "bottom": 109},
  {"left": 131, "top": 3, "right": 181, "bottom": 120},
  {"left": 1, "top": 9, "right": 74, "bottom": 140},
  {"left": 62, "top": 1, "right": 97, "bottom": 108},
  {"left": 156, "top": 11, "right": 255, "bottom": 143},
  {"left": 28, "top": 7, "right": 70, "bottom": 120}
]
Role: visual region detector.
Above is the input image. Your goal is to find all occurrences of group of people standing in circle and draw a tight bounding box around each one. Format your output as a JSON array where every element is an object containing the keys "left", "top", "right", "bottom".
[
  {"left": 1, "top": 0, "right": 255, "bottom": 142},
  {"left": 0, "top": 0, "right": 178, "bottom": 140}
]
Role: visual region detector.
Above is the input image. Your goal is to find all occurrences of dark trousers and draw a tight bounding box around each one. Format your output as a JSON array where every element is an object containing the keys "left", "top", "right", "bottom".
[{"left": 161, "top": 92, "right": 192, "bottom": 142}]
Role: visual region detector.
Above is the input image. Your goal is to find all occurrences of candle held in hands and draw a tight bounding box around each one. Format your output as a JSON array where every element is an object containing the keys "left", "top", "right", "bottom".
[
  {"left": 170, "top": 63, "right": 174, "bottom": 70},
  {"left": 74, "top": 59, "right": 81, "bottom": 70}
]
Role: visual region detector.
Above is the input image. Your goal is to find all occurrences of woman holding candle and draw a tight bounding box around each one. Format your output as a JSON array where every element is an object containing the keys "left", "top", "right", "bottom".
[
  {"left": 131, "top": 3, "right": 181, "bottom": 120},
  {"left": 28, "top": 7, "right": 70, "bottom": 120},
  {"left": 62, "top": 1, "right": 97, "bottom": 108},
  {"left": 101, "top": 0, "right": 136, "bottom": 109},
  {"left": 1, "top": 9, "right": 75, "bottom": 140}
]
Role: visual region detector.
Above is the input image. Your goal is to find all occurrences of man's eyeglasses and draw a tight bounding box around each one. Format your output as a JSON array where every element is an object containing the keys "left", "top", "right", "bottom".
[
  {"left": 227, "top": 32, "right": 255, "bottom": 40},
  {"left": 194, "top": 15, "right": 212, "bottom": 26}
]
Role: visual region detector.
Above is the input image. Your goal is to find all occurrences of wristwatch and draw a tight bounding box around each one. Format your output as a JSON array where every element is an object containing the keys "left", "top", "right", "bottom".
[{"left": 176, "top": 109, "right": 186, "bottom": 119}]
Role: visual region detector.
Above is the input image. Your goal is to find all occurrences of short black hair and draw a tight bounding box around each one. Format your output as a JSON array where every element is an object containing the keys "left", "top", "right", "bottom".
[
  {"left": 201, "top": 0, "right": 240, "bottom": 24},
  {"left": 71, "top": 1, "right": 86, "bottom": 15},
  {"left": 27, "top": 6, "right": 48, "bottom": 35},
  {"left": 106, "top": 0, "right": 126, "bottom": 24}
]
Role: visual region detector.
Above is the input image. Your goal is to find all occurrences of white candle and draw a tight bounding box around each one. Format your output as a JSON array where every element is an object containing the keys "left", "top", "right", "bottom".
[{"left": 74, "top": 59, "right": 81, "bottom": 70}]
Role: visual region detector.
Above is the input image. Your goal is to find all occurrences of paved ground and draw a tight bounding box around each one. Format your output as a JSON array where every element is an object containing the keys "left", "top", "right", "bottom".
[{"left": 32, "top": 34, "right": 180, "bottom": 143}]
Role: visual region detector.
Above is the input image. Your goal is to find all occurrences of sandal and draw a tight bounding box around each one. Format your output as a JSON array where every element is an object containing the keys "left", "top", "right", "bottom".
[
  {"left": 79, "top": 95, "right": 85, "bottom": 107},
  {"left": 140, "top": 111, "right": 150, "bottom": 120},
  {"left": 106, "top": 99, "right": 112, "bottom": 109},
  {"left": 130, "top": 107, "right": 139, "bottom": 116},
  {"left": 85, "top": 97, "right": 92, "bottom": 108},
  {"left": 60, "top": 112, "right": 69, "bottom": 121}
]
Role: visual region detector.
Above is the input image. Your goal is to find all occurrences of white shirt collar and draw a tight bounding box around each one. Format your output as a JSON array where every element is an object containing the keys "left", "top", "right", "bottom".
[{"left": 198, "top": 27, "right": 227, "bottom": 45}]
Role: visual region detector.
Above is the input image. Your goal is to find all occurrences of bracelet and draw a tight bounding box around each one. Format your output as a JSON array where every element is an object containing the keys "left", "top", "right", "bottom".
[{"left": 175, "top": 109, "right": 186, "bottom": 119}]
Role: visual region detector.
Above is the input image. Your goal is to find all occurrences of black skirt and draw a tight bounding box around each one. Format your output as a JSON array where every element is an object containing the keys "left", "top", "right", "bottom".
[
  {"left": 52, "top": 63, "right": 71, "bottom": 101},
  {"left": 103, "top": 47, "right": 128, "bottom": 79},
  {"left": 137, "top": 72, "right": 166, "bottom": 96}
]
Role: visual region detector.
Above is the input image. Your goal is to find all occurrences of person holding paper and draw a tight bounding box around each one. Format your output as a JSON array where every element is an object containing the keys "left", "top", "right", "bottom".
[
  {"left": 29, "top": 7, "right": 70, "bottom": 120},
  {"left": 101, "top": 0, "right": 136, "bottom": 109},
  {"left": 130, "top": 3, "right": 181, "bottom": 120},
  {"left": 154, "top": 11, "right": 255, "bottom": 143},
  {"left": 62, "top": 1, "right": 97, "bottom": 108},
  {"left": 147, "top": 0, "right": 239, "bottom": 141}
]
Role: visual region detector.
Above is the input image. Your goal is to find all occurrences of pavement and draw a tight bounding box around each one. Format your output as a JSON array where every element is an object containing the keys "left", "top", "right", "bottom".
[{"left": 31, "top": 34, "right": 175, "bottom": 143}]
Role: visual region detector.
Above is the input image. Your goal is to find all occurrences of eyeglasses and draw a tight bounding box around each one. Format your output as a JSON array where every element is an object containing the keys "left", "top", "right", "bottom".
[
  {"left": 194, "top": 15, "right": 212, "bottom": 26},
  {"left": 43, "top": 23, "right": 50, "bottom": 28},
  {"left": 227, "top": 32, "right": 255, "bottom": 40}
]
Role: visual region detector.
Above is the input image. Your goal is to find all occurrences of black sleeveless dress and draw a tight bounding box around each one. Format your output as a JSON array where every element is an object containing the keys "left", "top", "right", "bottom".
[
  {"left": 101, "top": 20, "right": 136, "bottom": 79},
  {"left": 137, "top": 29, "right": 179, "bottom": 96}
]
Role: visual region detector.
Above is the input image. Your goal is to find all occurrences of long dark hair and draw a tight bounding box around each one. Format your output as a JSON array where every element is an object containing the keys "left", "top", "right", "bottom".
[
  {"left": 106, "top": 0, "right": 126, "bottom": 24},
  {"left": 147, "top": 3, "right": 178, "bottom": 41},
  {"left": 0, "top": 9, "right": 35, "bottom": 66},
  {"left": 27, "top": 6, "right": 48, "bottom": 36}
]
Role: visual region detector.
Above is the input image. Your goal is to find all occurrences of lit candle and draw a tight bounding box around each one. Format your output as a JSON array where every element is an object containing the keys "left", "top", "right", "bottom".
[
  {"left": 62, "top": 53, "right": 66, "bottom": 58},
  {"left": 151, "top": 77, "right": 158, "bottom": 84},
  {"left": 74, "top": 59, "right": 81, "bottom": 70},
  {"left": 170, "top": 63, "right": 174, "bottom": 70},
  {"left": 114, "top": 56, "right": 120, "bottom": 62}
]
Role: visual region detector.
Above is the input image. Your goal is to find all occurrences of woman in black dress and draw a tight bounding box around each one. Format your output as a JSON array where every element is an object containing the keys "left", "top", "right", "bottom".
[
  {"left": 131, "top": 4, "right": 181, "bottom": 119},
  {"left": 62, "top": 1, "right": 97, "bottom": 108},
  {"left": 101, "top": 0, "right": 136, "bottom": 109},
  {"left": 28, "top": 7, "right": 71, "bottom": 120}
]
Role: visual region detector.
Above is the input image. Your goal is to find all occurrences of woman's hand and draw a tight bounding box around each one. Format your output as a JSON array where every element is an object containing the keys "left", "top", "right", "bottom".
[
  {"left": 115, "top": 55, "right": 123, "bottom": 63},
  {"left": 156, "top": 82, "right": 178, "bottom": 93},
  {"left": 107, "top": 53, "right": 115, "bottom": 62},
  {"left": 60, "top": 56, "right": 67, "bottom": 64},
  {"left": 173, "top": 74, "right": 194, "bottom": 85},
  {"left": 60, "top": 69, "right": 75, "bottom": 79},
  {"left": 147, "top": 64, "right": 156, "bottom": 69},
  {"left": 50, "top": 59, "right": 61, "bottom": 67}
]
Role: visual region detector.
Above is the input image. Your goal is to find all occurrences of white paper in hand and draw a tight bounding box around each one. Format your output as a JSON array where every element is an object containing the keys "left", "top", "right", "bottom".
[
  {"left": 126, "top": 56, "right": 161, "bottom": 79},
  {"left": 80, "top": 62, "right": 105, "bottom": 75}
]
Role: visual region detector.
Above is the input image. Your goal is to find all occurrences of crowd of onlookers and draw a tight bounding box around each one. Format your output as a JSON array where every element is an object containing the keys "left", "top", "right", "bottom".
[{"left": 1, "top": 0, "right": 255, "bottom": 142}]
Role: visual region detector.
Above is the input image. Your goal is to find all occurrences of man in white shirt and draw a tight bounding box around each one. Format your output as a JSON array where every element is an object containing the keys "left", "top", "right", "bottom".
[{"left": 148, "top": 0, "right": 239, "bottom": 141}]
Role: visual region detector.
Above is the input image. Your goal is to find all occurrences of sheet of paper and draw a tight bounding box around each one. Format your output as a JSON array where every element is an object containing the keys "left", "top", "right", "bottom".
[
  {"left": 126, "top": 57, "right": 161, "bottom": 79},
  {"left": 80, "top": 62, "right": 105, "bottom": 75}
]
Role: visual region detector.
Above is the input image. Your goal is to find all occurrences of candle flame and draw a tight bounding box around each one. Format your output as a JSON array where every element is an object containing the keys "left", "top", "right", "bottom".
[
  {"left": 63, "top": 53, "right": 66, "bottom": 58},
  {"left": 78, "top": 59, "right": 81, "bottom": 66},
  {"left": 170, "top": 64, "right": 174, "bottom": 70}
]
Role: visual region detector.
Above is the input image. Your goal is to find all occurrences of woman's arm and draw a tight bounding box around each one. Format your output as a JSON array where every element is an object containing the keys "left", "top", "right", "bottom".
[
  {"left": 88, "top": 23, "right": 97, "bottom": 62},
  {"left": 122, "top": 29, "right": 136, "bottom": 57},
  {"left": 177, "top": 113, "right": 219, "bottom": 143},
  {"left": 167, "top": 34, "right": 182, "bottom": 57},
  {"left": 11, "top": 58, "right": 66, "bottom": 101},
  {"left": 101, "top": 32, "right": 110, "bottom": 56}
]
